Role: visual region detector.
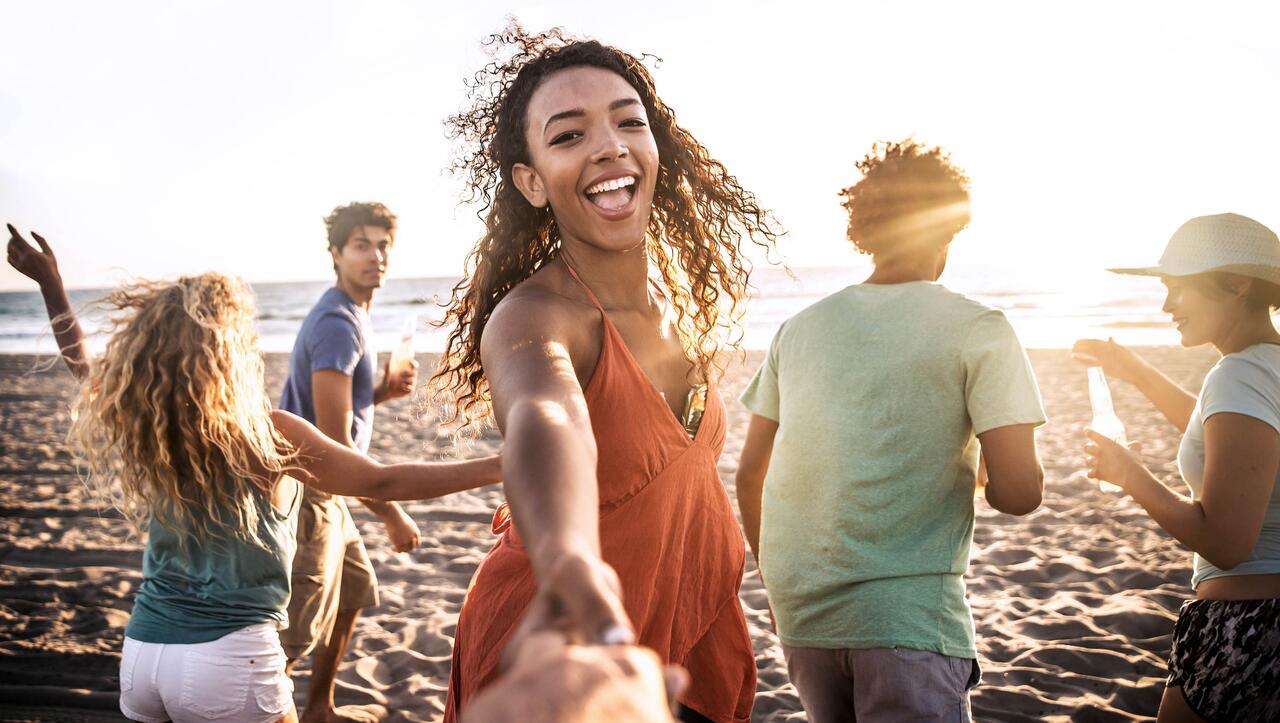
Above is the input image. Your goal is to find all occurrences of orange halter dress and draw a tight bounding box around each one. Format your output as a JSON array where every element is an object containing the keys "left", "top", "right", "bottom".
[{"left": 443, "top": 262, "right": 755, "bottom": 722}]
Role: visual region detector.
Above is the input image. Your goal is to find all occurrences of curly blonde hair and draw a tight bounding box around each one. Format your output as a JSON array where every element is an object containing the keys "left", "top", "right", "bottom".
[
  {"left": 66, "top": 273, "right": 294, "bottom": 549},
  {"left": 431, "top": 22, "right": 781, "bottom": 433}
]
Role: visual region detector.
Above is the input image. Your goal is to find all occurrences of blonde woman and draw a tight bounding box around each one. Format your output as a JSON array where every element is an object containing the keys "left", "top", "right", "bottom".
[
  {"left": 1078, "top": 213, "right": 1280, "bottom": 722},
  {"left": 6, "top": 224, "right": 501, "bottom": 723}
]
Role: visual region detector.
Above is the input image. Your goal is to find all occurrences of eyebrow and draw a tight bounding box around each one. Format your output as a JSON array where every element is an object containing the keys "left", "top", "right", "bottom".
[{"left": 543, "top": 98, "right": 643, "bottom": 132}]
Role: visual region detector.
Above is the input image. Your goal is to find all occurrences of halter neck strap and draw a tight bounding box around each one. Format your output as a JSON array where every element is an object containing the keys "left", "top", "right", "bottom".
[{"left": 559, "top": 252, "right": 605, "bottom": 312}]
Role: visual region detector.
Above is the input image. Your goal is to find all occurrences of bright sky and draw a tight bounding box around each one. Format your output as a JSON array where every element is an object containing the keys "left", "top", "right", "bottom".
[{"left": 2, "top": 0, "right": 1278, "bottom": 291}]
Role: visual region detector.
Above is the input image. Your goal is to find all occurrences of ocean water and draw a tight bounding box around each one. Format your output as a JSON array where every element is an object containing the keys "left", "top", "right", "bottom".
[{"left": 0, "top": 264, "right": 1178, "bottom": 356}]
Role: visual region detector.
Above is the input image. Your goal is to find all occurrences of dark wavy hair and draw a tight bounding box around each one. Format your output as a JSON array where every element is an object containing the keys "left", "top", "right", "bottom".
[
  {"left": 840, "top": 139, "right": 971, "bottom": 257},
  {"left": 324, "top": 201, "right": 397, "bottom": 251},
  {"left": 431, "top": 22, "right": 781, "bottom": 431}
]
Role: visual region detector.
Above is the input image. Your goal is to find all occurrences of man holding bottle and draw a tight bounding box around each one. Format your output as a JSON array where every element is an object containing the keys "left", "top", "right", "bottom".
[{"left": 278, "top": 201, "right": 417, "bottom": 723}]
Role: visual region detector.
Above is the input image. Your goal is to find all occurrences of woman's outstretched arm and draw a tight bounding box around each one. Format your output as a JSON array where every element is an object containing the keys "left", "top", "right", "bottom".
[
  {"left": 272, "top": 409, "right": 502, "bottom": 501},
  {"left": 6, "top": 224, "right": 89, "bottom": 382},
  {"left": 479, "top": 293, "right": 634, "bottom": 646},
  {"left": 1073, "top": 338, "right": 1196, "bottom": 432}
]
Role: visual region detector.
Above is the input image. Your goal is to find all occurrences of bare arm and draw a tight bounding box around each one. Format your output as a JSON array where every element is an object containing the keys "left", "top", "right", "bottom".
[
  {"left": 1073, "top": 338, "right": 1196, "bottom": 432},
  {"left": 6, "top": 224, "right": 89, "bottom": 381},
  {"left": 1089, "top": 414, "right": 1279, "bottom": 570},
  {"left": 735, "top": 415, "right": 778, "bottom": 564},
  {"left": 312, "top": 368, "right": 420, "bottom": 551},
  {"left": 978, "top": 423, "right": 1044, "bottom": 516},
  {"left": 481, "top": 294, "right": 632, "bottom": 644},
  {"left": 272, "top": 409, "right": 501, "bottom": 500}
]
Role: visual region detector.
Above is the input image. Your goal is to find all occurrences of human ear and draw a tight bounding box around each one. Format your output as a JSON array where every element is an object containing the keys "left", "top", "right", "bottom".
[
  {"left": 1235, "top": 276, "right": 1255, "bottom": 301},
  {"left": 511, "top": 163, "right": 548, "bottom": 209}
]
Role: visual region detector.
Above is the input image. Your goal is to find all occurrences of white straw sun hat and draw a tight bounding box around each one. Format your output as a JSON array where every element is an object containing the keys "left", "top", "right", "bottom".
[{"left": 1108, "top": 213, "right": 1280, "bottom": 284}]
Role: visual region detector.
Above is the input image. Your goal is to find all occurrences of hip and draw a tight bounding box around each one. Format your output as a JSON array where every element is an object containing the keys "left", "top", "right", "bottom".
[
  {"left": 119, "top": 623, "right": 293, "bottom": 723},
  {"left": 1197, "top": 573, "right": 1280, "bottom": 601}
]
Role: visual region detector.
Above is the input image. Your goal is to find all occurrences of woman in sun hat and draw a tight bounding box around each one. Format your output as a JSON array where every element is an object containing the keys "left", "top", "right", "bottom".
[{"left": 1075, "top": 212, "right": 1280, "bottom": 721}]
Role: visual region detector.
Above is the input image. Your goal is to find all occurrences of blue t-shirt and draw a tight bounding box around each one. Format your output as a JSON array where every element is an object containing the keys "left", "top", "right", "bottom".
[{"left": 278, "top": 287, "right": 376, "bottom": 452}]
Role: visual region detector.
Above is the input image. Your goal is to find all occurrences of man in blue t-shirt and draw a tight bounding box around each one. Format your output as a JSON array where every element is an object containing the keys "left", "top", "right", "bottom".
[{"left": 279, "top": 202, "right": 417, "bottom": 723}]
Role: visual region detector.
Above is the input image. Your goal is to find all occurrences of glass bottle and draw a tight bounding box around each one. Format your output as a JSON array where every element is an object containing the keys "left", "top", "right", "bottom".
[
  {"left": 389, "top": 314, "right": 417, "bottom": 377},
  {"left": 1087, "top": 366, "right": 1125, "bottom": 493}
]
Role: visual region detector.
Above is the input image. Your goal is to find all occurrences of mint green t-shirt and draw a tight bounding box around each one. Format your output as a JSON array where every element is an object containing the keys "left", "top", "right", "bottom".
[{"left": 740, "top": 282, "right": 1046, "bottom": 657}]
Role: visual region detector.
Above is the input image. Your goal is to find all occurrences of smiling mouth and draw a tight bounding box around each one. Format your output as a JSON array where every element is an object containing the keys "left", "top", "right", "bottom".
[{"left": 584, "top": 175, "right": 637, "bottom": 212}]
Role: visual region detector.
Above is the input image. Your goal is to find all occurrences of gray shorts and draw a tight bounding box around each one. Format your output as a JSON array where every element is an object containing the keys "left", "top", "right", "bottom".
[{"left": 781, "top": 644, "right": 980, "bottom": 723}]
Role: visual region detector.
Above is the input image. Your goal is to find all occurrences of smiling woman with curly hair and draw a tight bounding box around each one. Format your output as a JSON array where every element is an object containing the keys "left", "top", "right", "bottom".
[{"left": 433, "top": 22, "right": 779, "bottom": 723}]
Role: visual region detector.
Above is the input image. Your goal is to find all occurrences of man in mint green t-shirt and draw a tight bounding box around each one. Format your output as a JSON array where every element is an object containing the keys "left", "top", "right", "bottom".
[{"left": 737, "top": 140, "right": 1047, "bottom": 723}]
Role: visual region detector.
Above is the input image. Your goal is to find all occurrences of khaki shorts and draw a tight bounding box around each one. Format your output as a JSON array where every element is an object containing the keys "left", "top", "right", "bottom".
[{"left": 280, "top": 489, "right": 378, "bottom": 660}]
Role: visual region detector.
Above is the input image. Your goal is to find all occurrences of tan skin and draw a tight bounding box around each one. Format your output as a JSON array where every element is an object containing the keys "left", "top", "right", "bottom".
[
  {"left": 1077, "top": 274, "right": 1280, "bottom": 723},
  {"left": 461, "top": 632, "right": 687, "bottom": 723},
  {"left": 735, "top": 241, "right": 1045, "bottom": 624},
  {"left": 479, "top": 65, "right": 699, "bottom": 646},
  {"left": 6, "top": 224, "right": 502, "bottom": 723}
]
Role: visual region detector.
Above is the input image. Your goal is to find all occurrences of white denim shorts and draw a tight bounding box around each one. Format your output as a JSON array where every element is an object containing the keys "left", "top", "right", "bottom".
[{"left": 119, "top": 623, "right": 294, "bottom": 723}]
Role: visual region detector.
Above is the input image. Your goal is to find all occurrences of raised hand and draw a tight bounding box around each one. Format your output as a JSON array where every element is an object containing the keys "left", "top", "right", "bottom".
[
  {"left": 6, "top": 224, "right": 61, "bottom": 288},
  {"left": 6, "top": 223, "right": 88, "bottom": 381},
  {"left": 1071, "top": 337, "right": 1147, "bottom": 386}
]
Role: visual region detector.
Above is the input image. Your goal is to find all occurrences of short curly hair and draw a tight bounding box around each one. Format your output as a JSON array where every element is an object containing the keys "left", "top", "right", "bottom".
[
  {"left": 324, "top": 201, "right": 397, "bottom": 252},
  {"left": 840, "top": 140, "right": 970, "bottom": 257}
]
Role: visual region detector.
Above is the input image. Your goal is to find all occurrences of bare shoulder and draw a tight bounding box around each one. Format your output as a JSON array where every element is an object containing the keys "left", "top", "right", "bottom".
[
  {"left": 483, "top": 268, "right": 599, "bottom": 359},
  {"left": 481, "top": 266, "right": 604, "bottom": 389}
]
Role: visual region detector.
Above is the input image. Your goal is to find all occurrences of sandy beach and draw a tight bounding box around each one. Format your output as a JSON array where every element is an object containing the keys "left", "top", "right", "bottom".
[{"left": 0, "top": 345, "right": 1219, "bottom": 722}]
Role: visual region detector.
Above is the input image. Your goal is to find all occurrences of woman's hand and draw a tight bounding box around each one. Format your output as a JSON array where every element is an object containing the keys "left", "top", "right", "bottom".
[
  {"left": 1083, "top": 428, "right": 1145, "bottom": 491},
  {"left": 6, "top": 224, "right": 61, "bottom": 288},
  {"left": 1071, "top": 337, "right": 1147, "bottom": 386},
  {"left": 508, "top": 550, "right": 635, "bottom": 657}
]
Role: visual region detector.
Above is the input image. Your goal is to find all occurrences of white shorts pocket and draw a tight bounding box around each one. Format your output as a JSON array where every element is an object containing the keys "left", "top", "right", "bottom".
[
  {"left": 250, "top": 652, "right": 293, "bottom": 716},
  {"left": 180, "top": 649, "right": 250, "bottom": 719}
]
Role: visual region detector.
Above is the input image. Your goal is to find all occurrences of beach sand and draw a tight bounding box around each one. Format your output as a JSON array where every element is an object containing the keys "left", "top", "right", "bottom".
[{"left": 0, "top": 346, "right": 1219, "bottom": 722}]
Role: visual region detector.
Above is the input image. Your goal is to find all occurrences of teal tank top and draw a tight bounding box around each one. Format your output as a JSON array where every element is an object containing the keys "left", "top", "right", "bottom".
[{"left": 125, "top": 478, "right": 302, "bottom": 644}]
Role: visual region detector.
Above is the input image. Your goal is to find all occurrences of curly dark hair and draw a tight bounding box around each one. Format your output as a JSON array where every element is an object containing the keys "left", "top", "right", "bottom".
[
  {"left": 324, "top": 201, "right": 398, "bottom": 251},
  {"left": 840, "top": 139, "right": 970, "bottom": 257},
  {"left": 431, "top": 21, "right": 781, "bottom": 430}
]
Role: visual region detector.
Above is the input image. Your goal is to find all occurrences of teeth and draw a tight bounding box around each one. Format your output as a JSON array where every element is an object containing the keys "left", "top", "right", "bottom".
[{"left": 585, "top": 176, "right": 636, "bottom": 195}]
